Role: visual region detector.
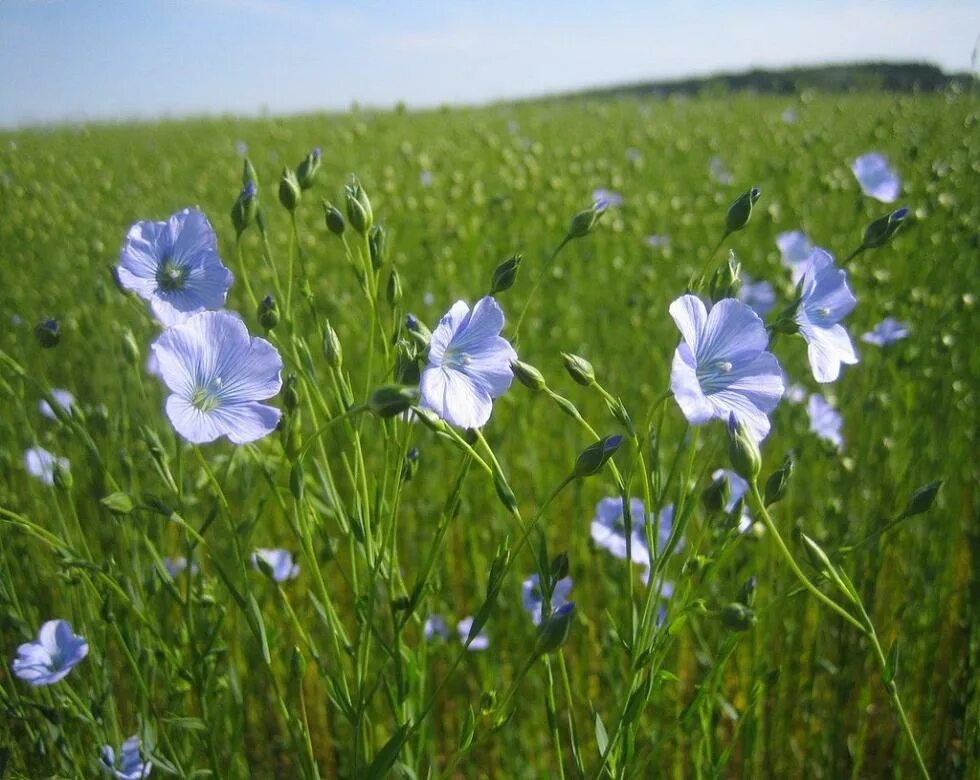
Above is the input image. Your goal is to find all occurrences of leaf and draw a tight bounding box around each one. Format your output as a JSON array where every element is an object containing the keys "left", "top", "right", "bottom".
[
  {"left": 364, "top": 723, "right": 410, "bottom": 780},
  {"left": 594, "top": 709, "right": 609, "bottom": 756}
]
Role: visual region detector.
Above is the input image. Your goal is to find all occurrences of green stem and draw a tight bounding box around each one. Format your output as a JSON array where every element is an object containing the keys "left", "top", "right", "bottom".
[{"left": 513, "top": 235, "right": 571, "bottom": 338}]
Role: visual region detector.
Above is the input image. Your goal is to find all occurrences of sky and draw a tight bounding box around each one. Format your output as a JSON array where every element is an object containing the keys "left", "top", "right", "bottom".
[{"left": 1, "top": 0, "right": 977, "bottom": 127}]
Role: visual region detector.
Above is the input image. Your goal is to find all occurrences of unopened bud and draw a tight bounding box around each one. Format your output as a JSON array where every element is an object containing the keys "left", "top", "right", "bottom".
[
  {"left": 258, "top": 294, "right": 280, "bottom": 330},
  {"left": 296, "top": 148, "right": 321, "bottom": 190},
  {"left": 405, "top": 313, "right": 431, "bottom": 349},
  {"left": 720, "top": 602, "right": 756, "bottom": 632},
  {"left": 367, "top": 385, "right": 419, "bottom": 418},
  {"left": 278, "top": 167, "right": 301, "bottom": 211},
  {"left": 708, "top": 250, "right": 741, "bottom": 302},
  {"left": 34, "top": 319, "right": 61, "bottom": 349},
  {"left": 281, "top": 413, "right": 302, "bottom": 461},
  {"left": 53, "top": 461, "right": 73, "bottom": 491},
  {"left": 725, "top": 187, "right": 761, "bottom": 234},
  {"left": 345, "top": 177, "right": 373, "bottom": 235},
  {"left": 322, "top": 321, "right": 342, "bottom": 368},
  {"left": 561, "top": 352, "right": 595, "bottom": 387},
  {"left": 322, "top": 201, "right": 345, "bottom": 236},
  {"left": 510, "top": 359, "right": 546, "bottom": 391},
  {"left": 567, "top": 203, "right": 606, "bottom": 239},
  {"left": 727, "top": 413, "right": 761, "bottom": 481},
  {"left": 737, "top": 576, "right": 757, "bottom": 607},
  {"left": 232, "top": 180, "right": 258, "bottom": 236},
  {"left": 489, "top": 254, "right": 522, "bottom": 295},
  {"left": 572, "top": 434, "right": 624, "bottom": 478},
  {"left": 386, "top": 267, "right": 402, "bottom": 306},
  {"left": 550, "top": 552, "right": 570, "bottom": 582},
  {"left": 861, "top": 207, "right": 909, "bottom": 250},
  {"left": 283, "top": 373, "right": 300, "bottom": 413},
  {"left": 401, "top": 447, "right": 420, "bottom": 482},
  {"left": 702, "top": 473, "right": 731, "bottom": 515},
  {"left": 122, "top": 328, "right": 140, "bottom": 367},
  {"left": 902, "top": 480, "right": 941, "bottom": 518},
  {"left": 534, "top": 602, "right": 575, "bottom": 654},
  {"left": 764, "top": 454, "right": 794, "bottom": 506},
  {"left": 486, "top": 541, "right": 511, "bottom": 597},
  {"left": 368, "top": 223, "right": 386, "bottom": 270}
]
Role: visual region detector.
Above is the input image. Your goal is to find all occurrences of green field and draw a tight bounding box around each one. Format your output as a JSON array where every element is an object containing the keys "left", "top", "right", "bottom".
[{"left": 1, "top": 91, "right": 977, "bottom": 778}]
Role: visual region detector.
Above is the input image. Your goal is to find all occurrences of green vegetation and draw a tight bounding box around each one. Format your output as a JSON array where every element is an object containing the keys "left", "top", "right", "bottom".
[{"left": 0, "top": 90, "right": 977, "bottom": 777}]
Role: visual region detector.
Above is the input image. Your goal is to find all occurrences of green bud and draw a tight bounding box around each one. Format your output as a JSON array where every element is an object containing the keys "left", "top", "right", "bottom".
[
  {"left": 367, "top": 384, "right": 419, "bottom": 418},
  {"left": 278, "top": 167, "right": 301, "bottom": 211},
  {"left": 604, "top": 395, "right": 635, "bottom": 437},
  {"left": 727, "top": 413, "right": 761, "bottom": 481},
  {"left": 702, "top": 473, "right": 731, "bottom": 515},
  {"left": 322, "top": 200, "right": 345, "bottom": 236},
  {"left": 257, "top": 294, "right": 280, "bottom": 330},
  {"left": 902, "top": 480, "right": 941, "bottom": 518},
  {"left": 719, "top": 602, "right": 756, "bottom": 632},
  {"left": 386, "top": 267, "right": 402, "bottom": 306},
  {"left": 53, "top": 461, "right": 73, "bottom": 491},
  {"left": 101, "top": 491, "right": 135, "bottom": 515},
  {"left": 283, "top": 373, "right": 300, "bottom": 413},
  {"left": 550, "top": 552, "right": 570, "bottom": 582},
  {"left": 764, "top": 454, "right": 794, "bottom": 506},
  {"left": 289, "top": 461, "right": 304, "bottom": 501},
  {"left": 561, "top": 352, "right": 596, "bottom": 387},
  {"left": 121, "top": 328, "right": 140, "bottom": 367},
  {"left": 345, "top": 177, "right": 373, "bottom": 235},
  {"left": 861, "top": 207, "right": 909, "bottom": 250},
  {"left": 489, "top": 254, "right": 522, "bottom": 295},
  {"left": 401, "top": 447, "right": 420, "bottom": 483},
  {"left": 34, "top": 319, "right": 61, "bottom": 349},
  {"left": 510, "top": 359, "right": 547, "bottom": 391},
  {"left": 534, "top": 603, "right": 576, "bottom": 655},
  {"left": 567, "top": 203, "right": 605, "bottom": 239},
  {"left": 242, "top": 157, "right": 259, "bottom": 189},
  {"left": 405, "top": 314, "right": 431, "bottom": 350},
  {"left": 486, "top": 541, "right": 511, "bottom": 598},
  {"left": 368, "top": 223, "right": 386, "bottom": 270},
  {"left": 232, "top": 181, "right": 259, "bottom": 236},
  {"left": 737, "top": 576, "right": 757, "bottom": 608},
  {"left": 493, "top": 472, "right": 519, "bottom": 516},
  {"left": 322, "top": 321, "right": 342, "bottom": 368},
  {"left": 708, "top": 250, "right": 742, "bottom": 302},
  {"left": 572, "top": 434, "right": 624, "bottom": 478},
  {"left": 282, "top": 412, "right": 302, "bottom": 461},
  {"left": 290, "top": 646, "right": 306, "bottom": 680},
  {"left": 725, "top": 187, "right": 761, "bottom": 234},
  {"left": 295, "top": 148, "right": 321, "bottom": 190}
]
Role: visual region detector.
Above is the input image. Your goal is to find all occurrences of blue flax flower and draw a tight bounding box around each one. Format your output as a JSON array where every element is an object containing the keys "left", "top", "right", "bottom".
[
  {"left": 420, "top": 296, "right": 517, "bottom": 429},
  {"left": 457, "top": 616, "right": 489, "bottom": 651},
  {"left": 738, "top": 273, "right": 776, "bottom": 317},
  {"left": 592, "top": 188, "right": 624, "bottom": 208},
  {"left": 777, "top": 230, "right": 813, "bottom": 284},
  {"left": 117, "top": 208, "right": 234, "bottom": 326},
  {"left": 24, "top": 446, "right": 69, "bottom": 486},
  {"left": 151, "top": 310, "right": 282, "bottom": 444},
  {"left": 794, "top": 250, "right": 859, "bottom": 383},
  {"left": 669, "top": 295, "right": 784, "bottom": 442},
  {"left": 101, "top": 735, "right": 152, "bottom": 779},
  {"left": 423, "top": 614, "right": 449, "bottom": 641},
  {"left": 807, "top": 394, "right": 844, "bottom": 450},
  {"left": 12, "top": 619, "right": 88, "bottom": 685},
  {"left": 862, "top": 317, "right": 909, "bottom": 347},
  {"left": 522, "top": 574, "right": 573, "bottom": 626},
  {"left": 851, "top": 153, "right": 900, "bottom": 203},
  {"left": 252, "top": 548, "right": 299, "bottom": 582},
  {"left": 39, "top": 389, "right": 75, "bottom": 420}
]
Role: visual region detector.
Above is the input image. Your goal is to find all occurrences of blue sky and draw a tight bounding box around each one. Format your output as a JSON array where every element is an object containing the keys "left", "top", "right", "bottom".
[{"left": 1, "top": 0, "right": 977, "bottom": 127}]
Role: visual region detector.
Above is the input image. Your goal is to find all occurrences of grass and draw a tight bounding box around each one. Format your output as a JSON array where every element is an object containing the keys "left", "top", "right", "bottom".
[{"left": 0, "top": 90, "right": 977, "bottom": 778}]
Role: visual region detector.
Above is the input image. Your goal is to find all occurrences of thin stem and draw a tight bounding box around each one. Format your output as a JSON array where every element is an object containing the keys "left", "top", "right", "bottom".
[
  {"left": 514, "top": 235, "right": 571, "bottom": 338},
  {"left": 746, "top": 482, "right": 864, "bottom": 632}
]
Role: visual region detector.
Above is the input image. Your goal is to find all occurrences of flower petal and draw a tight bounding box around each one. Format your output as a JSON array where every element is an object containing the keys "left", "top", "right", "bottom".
[
  {"left": 428, "top": 300, "right": 470, "bottom": 364},
  {"left": 803, "top": 324, "right": 859, "bottom": 383},
  {"left": 670, "top": 345, "right": 714, "bottom": 426},
  {"left": 420, "top": 365, "right": 493, "bottom": 429},
  {"left": 668, "top": 294, "right": 708, "bottom": 352}
]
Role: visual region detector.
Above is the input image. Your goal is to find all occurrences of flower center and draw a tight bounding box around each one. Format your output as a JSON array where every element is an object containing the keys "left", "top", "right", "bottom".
[
  {"left": 443, "top": 348, "right": 472, "bottom": 371},
  {"left": 696, "top": 359, "right": 735, "bottom": 394},
  {"left": 190, "top": 377, "right": 223, "bottom": 412},
  {"left": 157, "top": 257, "right": 189, "bottom": 292},
  {"left": 817, "top": 306, "right": 830, "bottom": 318}
]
